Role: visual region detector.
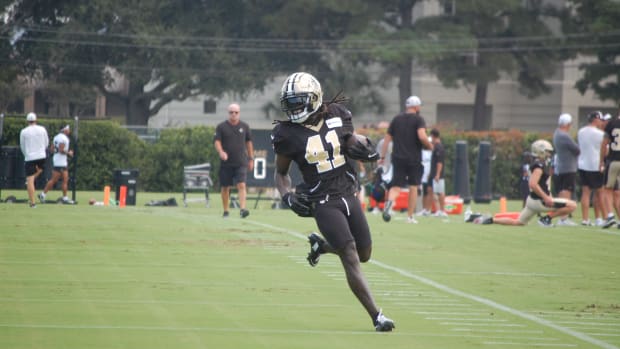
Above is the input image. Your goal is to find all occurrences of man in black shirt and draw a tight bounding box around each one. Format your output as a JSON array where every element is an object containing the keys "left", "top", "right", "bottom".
[
  {"left": 430, "top": 129, "right": 447, "bottom": 217},
  {"left": 214, "top": 103, "right": 254, "bottom": 218},
  {"left": 272, "top": 72, "right": 394, "bottom": 332},
  {"left": 379, "top": 96, "right": 433, "bottom": 223}
]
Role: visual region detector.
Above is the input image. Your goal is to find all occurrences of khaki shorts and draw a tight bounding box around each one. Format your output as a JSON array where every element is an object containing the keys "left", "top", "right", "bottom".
[
  {"left": 519, "top": 196, "right": 568, "bottom": 224},
  {"left": 605, "top": 161, "right": 620, "bottom": 189}
]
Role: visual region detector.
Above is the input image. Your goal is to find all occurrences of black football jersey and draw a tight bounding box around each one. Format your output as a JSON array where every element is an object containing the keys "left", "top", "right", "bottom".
[
  {"left": 271, "top": 104, "right": 358, "bottom": 201},
  {"left": 529, "top": 160, "right": 550, "bottom": 200}
]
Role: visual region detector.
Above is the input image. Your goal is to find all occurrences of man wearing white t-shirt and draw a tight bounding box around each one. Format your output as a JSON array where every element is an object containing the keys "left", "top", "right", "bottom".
[
  {"left": 39, "top": 124, "right": 74, "bottom": 204},
  {"left": 19, "top": 113, "right": 49, "bottom": 208},
  {"left": 577, "top": 111, "right": 605, "bottom": 226}
]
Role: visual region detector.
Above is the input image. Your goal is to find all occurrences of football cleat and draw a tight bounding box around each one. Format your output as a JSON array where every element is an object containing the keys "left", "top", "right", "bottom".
[
  {"left": 307, "top": 232, "right": 325, "bottom": 267},
  {"left": 240, "top": 209, "right": 249, "bottom": 218},
  {"left": 38, "top": 193, "right": 45, "bottom": 203},
  {"left": 538, "top": 215, "right": 553, "bottom": 227},
  {"left": 374, "top": 309, "right": 395, "bottom": 332}
]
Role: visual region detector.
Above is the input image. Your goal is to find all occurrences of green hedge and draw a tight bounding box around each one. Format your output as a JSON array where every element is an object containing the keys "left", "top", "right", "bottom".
[{"left": 2, "top": 114, "right": 550, "bottom": 198}]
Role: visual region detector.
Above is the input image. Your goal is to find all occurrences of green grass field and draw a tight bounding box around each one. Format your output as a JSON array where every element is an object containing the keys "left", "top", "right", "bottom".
[{"left": 1, "top": 189, "right": 619, "bottom": 349}]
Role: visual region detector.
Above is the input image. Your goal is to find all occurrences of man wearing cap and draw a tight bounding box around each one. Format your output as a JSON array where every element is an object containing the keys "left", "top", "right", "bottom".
[
  {"left": 39, "top": 124, "right": 74, "bottom": 204},
  {"left": 379, "top": 95, "right": 433, "bottom": 224},
  {"left": 19, "top": 112, "right": 49, "bottom": 208},
  {"left": 552, "top": 113, "right": 580, "bottom": 226},
  {"left": 577, "top": 111, "right": 605, "bottom": 226}
]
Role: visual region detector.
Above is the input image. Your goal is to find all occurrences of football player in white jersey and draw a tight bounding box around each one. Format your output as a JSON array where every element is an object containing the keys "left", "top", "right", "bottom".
[{"left": 39, "top": 125, "right": 73, "bottom": 204}]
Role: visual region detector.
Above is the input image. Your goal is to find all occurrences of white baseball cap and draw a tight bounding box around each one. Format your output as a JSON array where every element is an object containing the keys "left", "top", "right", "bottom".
[
  {"left": 603, "top": 113, "right": 612, "bottom": 121},
  {"left": 558, "top": 113, "right": 572, "bottom": 126},
  {"left": 405, "top": 95, "right": 422, "bottom": 107},
  {"left": 26, "top": 112, "right": 37, "bottom": 122}
]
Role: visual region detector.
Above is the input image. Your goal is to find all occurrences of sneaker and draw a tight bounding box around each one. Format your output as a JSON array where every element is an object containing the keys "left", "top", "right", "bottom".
[
  {"left": 556, "top": 218, "right": 578, "bottom": 226},
  {"left": 581, "top": 220, "right": 592, "bottom": 226},
  {"left": 434, "top": 210, "right": 449, "bottom": 217},
  {"left": 538, "top": 215, "right": 553, "bottom": 227},
  {"left": 465, "top": 212, "right": 482, "bottom": 223},
  {"left": 374, "top": 309, "right": 395, "bottom": 332},
  {"left": 595, "top": 218, "right": 605, "bottom": 227},
  {"left": 61, "top": 197, "right": 75, "bottom": 204},
  {"left": 222, "top": 211, "right": 229, "bottom": 218},
  {"left": 473, "top": 215, "right": 493, "bottom": 224},
  {"left": 602, "top": 216, "right": 616, "bottom": 229},
  {"left": 416, "top": 209, "right": 430, "bottom": 217},
  {"left": 240, "top": 209, "right": 249, "bottom": 218},
  {"left": 29, "top": 203, "right": 36, "bottom": 208},
  {"left": 406, "top": 216, "right": 418, "bottom": 224},
  {"left": 38, "top": 193, "right": 45, "bottom": 203},
  {"left": 307, "top": 232, "right": 325, "bottom": 267}
]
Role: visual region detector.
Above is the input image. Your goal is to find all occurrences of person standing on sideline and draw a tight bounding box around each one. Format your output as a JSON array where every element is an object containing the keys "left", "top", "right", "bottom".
[
  {"left": 272, "top": 72, "right": 394, "bottom": 332},
  {"left": 552, "top": 113, "right": 580, "bottom": 226},
  {"left": 417, "top": 140, "right": 433, "bottom": 217},
  {"left": 599, "top": 109, "right": 620, "bottom": 228},
  {"left": 379, "top": 95, "right": 433, "bottom": 223},
  {"left": 39, "top": 125, "right": 74, "bottom": 204},
  {"left": 19, "top": 112, "right": 49, "bottom": 208},
  {"left": 577, "top": 111, "right": 605, "bottom": 226},
  {"left": 214, "top": 103, "right": 254, "bottom": 218},
  {"left": 430, "top": 128, "right": 447, "bottom": 217}
]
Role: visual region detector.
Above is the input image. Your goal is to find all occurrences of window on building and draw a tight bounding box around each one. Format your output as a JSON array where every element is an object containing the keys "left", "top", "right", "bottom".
[{"left": 203, "top": 99, "right": 216, "bottom": 114}]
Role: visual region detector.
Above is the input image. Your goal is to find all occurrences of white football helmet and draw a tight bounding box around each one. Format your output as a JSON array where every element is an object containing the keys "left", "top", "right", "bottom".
[
  {"left": 280, "top": 72, "right": 323, "bottom": 124},
  {"left": 531, "top": 139, "right": 553, "bottom": 160}
]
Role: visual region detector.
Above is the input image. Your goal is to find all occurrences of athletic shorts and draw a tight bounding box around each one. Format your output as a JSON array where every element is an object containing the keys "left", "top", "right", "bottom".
[
  {"left": 219, "top": 165, "right": 247, "bottom": 187},
  {"left": 422, "top": 182, "right": 432, "bottom": 196},
  {"left": 391, "top": 157, "right": 423, "bottom": 188},
  {"left": 53, "top": 166, "right": 68, "bottom": 173},
  {"left": 432, "top": 178, "right": 445, "bottom": 194},
  {"left": 553, "top": 172, "right": 576, "bottom": 193},
  {"left": 604, "top": 161, "right": 620, "bottom": 189},
  {"left": 578, "top": 169, "right": 603, "bottom": 190},
  {"left": 313, "top": 194, "right": 371, "bottom": 252},
  {"left": 24, "top": 159, "right": 46, "bottom": 177},
  {"left": 519, "top": 197, "right": 568, "bottom": 224}
]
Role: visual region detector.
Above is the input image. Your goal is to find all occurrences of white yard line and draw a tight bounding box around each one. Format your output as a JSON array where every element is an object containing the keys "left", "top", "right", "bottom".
[{"left": 248, "top": 221, "right": 620, "bottom": 349}]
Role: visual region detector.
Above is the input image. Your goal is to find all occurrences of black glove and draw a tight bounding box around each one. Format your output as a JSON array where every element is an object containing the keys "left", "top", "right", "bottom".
[{"left": 282, "top": 192, "right": 313, "bottom": 217}]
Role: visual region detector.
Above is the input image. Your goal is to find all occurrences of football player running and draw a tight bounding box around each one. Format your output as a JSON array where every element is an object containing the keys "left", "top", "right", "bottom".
[{"left": 271, "top": 72, "right": 395, "bottom": 332}]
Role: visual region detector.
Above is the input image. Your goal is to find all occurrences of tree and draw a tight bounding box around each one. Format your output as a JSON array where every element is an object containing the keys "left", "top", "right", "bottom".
[
  {"left": 413, "top": 0, "right": 568, "bottom": 130},
  {"left": 348, "top": 0, "right": 568, "bottom": 130},
  {"left": 4, "top": 0, "right": 391, "bottom": 124},
  {"left": 4, "top": 0, "right": 293, "bottom": 125},
  {"left": 565, "top": 0, "right": 620, "bottom": 105}
]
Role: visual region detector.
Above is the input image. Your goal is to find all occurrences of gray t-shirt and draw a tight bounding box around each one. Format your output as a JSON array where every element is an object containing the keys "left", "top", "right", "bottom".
[{"left": 553, "top": 128, "right": 580, "bottom": 174}]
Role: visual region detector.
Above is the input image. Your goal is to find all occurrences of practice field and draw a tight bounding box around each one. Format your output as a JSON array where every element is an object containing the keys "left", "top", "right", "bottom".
[{"left": 1, "top": 191, "right": 619, "bottom": 349}]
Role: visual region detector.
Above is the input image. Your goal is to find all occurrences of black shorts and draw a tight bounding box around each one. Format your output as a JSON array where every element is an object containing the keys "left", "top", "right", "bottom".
[
  {"left": 219, "top": 165, "right": 247, "bottom": 186},
  {"left": 553, "top": 172, "right": 576, "bottom": 193},
  {"left": 578, "top": 169, "right": 603, "bottom": 189},
  {"left": 53, "top": 166, "right": 68, "bottom": 173},
  {"left": 313, "top": 194, "right": 371, "bottom": 251},
  {"left": 391, "top": 158, "right": 423, "bottom": 188},
  {"left": 24, "top": 159, "right": 46, "bottom": 177},
  {"left": 422, "top": 182, "right": 432, "bottom": 196}
]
